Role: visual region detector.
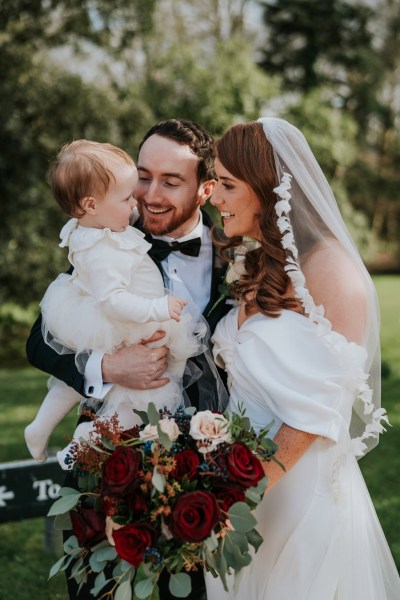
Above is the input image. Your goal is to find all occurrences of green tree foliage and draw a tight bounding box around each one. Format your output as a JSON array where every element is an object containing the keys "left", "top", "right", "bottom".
[
  {"left": 258, "top": 0, "right": 374, "bottom": 97},
  {"left": 258, "top": 0, "right": 400, "bottom": 263}
]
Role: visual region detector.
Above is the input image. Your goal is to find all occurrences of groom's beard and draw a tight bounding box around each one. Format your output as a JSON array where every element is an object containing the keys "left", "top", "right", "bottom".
[{"left": 136, "top": 197, "right": 201, "bottom": 237}]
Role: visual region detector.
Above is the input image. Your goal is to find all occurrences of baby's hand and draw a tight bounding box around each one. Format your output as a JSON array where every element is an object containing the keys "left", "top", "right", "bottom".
[{"left": 168, "top": 295, "right": 188, "bottom": 322}]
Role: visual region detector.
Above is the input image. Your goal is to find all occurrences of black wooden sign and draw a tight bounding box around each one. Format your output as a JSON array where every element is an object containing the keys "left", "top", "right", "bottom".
[{"left": 0, "top": 458, "right": 65, "bottom": 523}]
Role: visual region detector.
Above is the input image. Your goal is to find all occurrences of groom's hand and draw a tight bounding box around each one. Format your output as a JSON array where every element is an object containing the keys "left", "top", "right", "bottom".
[{"left": 101, "top": 331, "right": 170, "bottom": 390}]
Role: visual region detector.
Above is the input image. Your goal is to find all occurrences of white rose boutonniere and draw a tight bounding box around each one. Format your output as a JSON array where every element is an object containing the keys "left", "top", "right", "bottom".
[{"left": 208, "top": 238, "right": 260, "bottom": 316}]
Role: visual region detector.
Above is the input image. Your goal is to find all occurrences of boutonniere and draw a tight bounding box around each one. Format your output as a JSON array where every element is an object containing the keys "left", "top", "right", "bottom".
[{"left": 208, "top": 238, "right": 260, "bottom": 316}]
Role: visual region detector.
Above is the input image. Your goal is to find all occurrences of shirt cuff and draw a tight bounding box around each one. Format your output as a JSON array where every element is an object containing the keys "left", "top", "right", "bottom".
[
  {"left": 84, "top": 350, "right": 112, "bottom": 400},
  {"left": 159, "top": 295, "right": 172, "bottom": 321}
]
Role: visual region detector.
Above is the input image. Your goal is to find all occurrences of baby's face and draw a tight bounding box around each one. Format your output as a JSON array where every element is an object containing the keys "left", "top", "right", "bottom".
[{"left": 96, "top": 162, "right": 138, "bottom": 232}]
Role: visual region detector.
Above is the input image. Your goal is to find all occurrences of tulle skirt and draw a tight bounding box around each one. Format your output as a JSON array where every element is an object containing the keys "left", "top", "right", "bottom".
[{"left": 41, "top": 273, "right": 207, "bottom": 417}]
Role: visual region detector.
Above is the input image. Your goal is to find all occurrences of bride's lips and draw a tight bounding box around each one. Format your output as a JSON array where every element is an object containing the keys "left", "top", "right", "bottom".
[{"left": 144, "top": 203, "right": 172, "bottom": 216}]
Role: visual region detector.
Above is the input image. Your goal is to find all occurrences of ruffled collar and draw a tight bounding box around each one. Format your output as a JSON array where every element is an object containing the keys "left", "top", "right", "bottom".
[{"left": 59, "top": 218, "right": 151, "bottom": 254}]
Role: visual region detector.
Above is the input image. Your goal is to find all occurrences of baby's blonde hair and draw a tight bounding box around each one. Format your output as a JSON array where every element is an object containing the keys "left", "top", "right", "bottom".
[{"left": 47, "top": 140, "right": 135, "bottom": 217}]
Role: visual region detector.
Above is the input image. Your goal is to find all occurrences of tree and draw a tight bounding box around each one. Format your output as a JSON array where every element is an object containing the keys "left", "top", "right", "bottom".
[{"left": 258, "top": 0, "right": 374, "bottom": 96}]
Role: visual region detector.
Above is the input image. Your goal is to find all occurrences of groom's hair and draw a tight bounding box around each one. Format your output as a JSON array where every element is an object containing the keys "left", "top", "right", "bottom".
[{"left": 138, "top": 119, "right": 216, "bottom": 182}]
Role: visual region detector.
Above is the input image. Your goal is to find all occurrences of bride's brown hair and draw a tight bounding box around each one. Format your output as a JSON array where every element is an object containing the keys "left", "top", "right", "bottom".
[{"left": 215, "top": 121, "right": 301, "bottom": 317}]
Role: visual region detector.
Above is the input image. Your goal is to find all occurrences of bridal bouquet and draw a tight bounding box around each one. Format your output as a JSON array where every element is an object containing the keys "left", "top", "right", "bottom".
[{"left": 48, "top": 403, "right": 279, "bottom": 599}]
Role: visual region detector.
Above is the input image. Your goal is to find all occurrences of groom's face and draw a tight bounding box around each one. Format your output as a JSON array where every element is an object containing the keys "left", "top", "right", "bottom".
[{"left": 135, "top": 134, "right": 209, "bottom": 238}]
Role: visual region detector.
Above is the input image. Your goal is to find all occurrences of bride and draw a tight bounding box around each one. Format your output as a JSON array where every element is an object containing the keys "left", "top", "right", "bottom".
[{"left": 206, "top": 118, "right": 400, "bottom": 599}]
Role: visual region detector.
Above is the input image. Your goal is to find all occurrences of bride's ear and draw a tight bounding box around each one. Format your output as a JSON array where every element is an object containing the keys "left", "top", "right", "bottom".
[{"left": 79, "top": 196, "right": 97, "bottom": 214}]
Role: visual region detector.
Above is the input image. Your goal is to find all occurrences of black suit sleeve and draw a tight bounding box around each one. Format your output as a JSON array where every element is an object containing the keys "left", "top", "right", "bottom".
[{"left": 26, "top": 312, "right": 86, "bottom": 396}]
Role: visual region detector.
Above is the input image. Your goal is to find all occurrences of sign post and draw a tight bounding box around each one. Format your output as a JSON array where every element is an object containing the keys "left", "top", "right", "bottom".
[{"left": 0, "top": 458, "right": 64, "bottom": 523}]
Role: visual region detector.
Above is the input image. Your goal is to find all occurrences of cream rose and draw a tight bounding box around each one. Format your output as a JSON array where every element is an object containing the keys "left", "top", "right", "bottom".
[
  {"left": 139, "top": 419, "right": 180, "bottom": 442},
  {"left": 189, "top": 411, "right": 231, "bottom": 454}
]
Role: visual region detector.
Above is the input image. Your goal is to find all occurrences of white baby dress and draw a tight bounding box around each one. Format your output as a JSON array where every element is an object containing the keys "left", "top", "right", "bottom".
[{"left": 40, "top": 219, "right": 204, "bottom": 421}]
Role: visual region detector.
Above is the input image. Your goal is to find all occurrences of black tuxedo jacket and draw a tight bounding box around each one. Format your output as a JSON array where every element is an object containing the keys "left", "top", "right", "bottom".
[{"left": 25, "top": 209, "right": 231, "bottom": 396}]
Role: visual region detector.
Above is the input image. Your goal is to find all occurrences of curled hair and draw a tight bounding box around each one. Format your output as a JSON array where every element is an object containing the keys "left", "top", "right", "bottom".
[
  {"left": 47, "top": 140, "right": 134, "bottom": 217},
  {"left": 215, "top": 121, "right": 301, "bottom": 318},
  {"left": 139, "top": 119, "right": 215, "bottom": 183}
]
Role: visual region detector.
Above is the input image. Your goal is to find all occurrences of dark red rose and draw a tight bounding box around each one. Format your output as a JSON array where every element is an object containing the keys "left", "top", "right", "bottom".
[
  {"left": 120, "top": 426, "right": 140, "bottom": 441},
  {"left": 125, "top": 490, "right": 148, "bottom": 515},
  {"left": 225, "top": 442, "right": 265, "bottom": 489},
  {"left": 70, "top": 507, "right": 106, "bottom": 548},
  {"left": 215, "top": 485, "right": 246, "bottom": 512},
  {"left": 101, "top": 495, "right": 119, "bottom": 517},
  {"left": 101, "top": 446, "right": 142, "bottom": 495},
  {"left": 170, "top": 491, "right": 221, "bottom": 542},
  {"left": 113, "top": 523, "right": 155, "bottom": 567},
  {"left": 170, "top": 449, "right": 201, "bottom": 481}
]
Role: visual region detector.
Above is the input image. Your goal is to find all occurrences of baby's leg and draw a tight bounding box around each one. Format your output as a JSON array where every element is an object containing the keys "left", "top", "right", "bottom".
[
  {"left": 57, "top": 420, "right": 94, "bottom": 470},
  {"left": 25, "top": 379, "right": 81, "bottom": 463},
  {"left": 57, "top": 403, "right": 144, "bottom": 470}
]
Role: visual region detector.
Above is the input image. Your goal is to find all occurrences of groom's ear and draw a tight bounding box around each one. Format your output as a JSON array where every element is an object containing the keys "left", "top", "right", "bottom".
[
  {"left": 79, "top": 195, "right": 97, "bottom": 214},
  {"left": 198, "top": 179, "right": 217, "bottom": 206}
]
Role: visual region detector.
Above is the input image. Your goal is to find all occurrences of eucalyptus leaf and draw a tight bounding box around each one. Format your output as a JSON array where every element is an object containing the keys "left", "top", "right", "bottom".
[
  {"left": 248, "top": 477, "right": 268, "bottom": 496},
  {"left": 226, "top": 530, "right": 249, "bottom": 553},
  {"left": 214, "top": 547, "right": 229, "bottom": 592},
  {"left": 70, "top": 557, "right": 84, "bottom": 578},
  {"left": 152, "top": 467, "right": 166, "bottom": 493},
  {"left": 101, "top": 436, "right": 116, "bottom": 450},
  {"left": 132, "top": 408, "right": 150, "bottom": 425},
  {"left": 228, "top": 502, "right": 257, "bottom": 533},
  {"left": 90, "top": 572, "right": 111, "bottom": 596},
  {"left": 89, "top": 555, "right": 103, "bottom": 574},
  {"left": 169, "top": 572, "right": 192, "bottom": 598},
  {"left": 148, "top": 402, "right": 160, "bottom": 426},
  {"left": 184, "top": 406, "right": 196, "bottom": 416},
  {"left": 54, "top": 511, "right": 73, "bottom": 530},
  {"left": 113, "top": 560, "right": 134, "bottom": 577},
  {"left": 47, "top": 493, "right": 81, "bottom": 516},
  {"left": 223, "top": 531, "right": 249, "bottom": 568},
  {"left": 135, "top": 578, "right": 154, "bottom": 599},
  {"left": 48, "top": 555, "right": 67, "bottom": 579},
  {"left": 244, "top": 489, "right": 260, "bottom": 504},
  {"left": 157, "top": 424, "right": 173, "bottom": 451},
  {"left": 246, "top": 528, "right": 264, "bottom": 552},
  {"left": 63, "top": 535, "right": 79, "bottom": 553},
  {"left": 205, "top": 530, "right": 219, "bottom": 552},
  {"left": 115, "top": 580, "right": 134, "bottom": 600},
  {"left": 93, "top": 546, "right": 118, "bottom": 562}
]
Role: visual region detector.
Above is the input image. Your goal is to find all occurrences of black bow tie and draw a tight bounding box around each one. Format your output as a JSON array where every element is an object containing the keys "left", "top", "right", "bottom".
[{"left": 148, "top": 236, "right": 202, "bottom": 261}]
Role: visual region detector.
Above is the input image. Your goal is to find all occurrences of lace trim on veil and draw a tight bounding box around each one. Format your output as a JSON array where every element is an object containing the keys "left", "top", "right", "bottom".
[{"left": 274, "top": 173, "right": 388, "bottom": 457}]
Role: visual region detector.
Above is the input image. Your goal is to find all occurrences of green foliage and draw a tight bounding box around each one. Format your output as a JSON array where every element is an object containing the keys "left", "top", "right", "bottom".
[
  {"left": 282, "top": 88, "right": 377, "bottom": 261},
  {"left": 0, "top": 303, "right": 38, "bottom": 367},
  {"left": 259, "top": 0, "right": 374, "bottom": 95}
]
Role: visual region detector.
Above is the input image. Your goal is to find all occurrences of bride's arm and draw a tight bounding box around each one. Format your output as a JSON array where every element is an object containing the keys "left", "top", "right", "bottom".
[{"left": 263, "top": 425, "right": 318, "bottom": 492}]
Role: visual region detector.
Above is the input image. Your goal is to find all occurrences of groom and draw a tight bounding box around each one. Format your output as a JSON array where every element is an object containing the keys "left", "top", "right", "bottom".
[{"left": 26, "top": 118, "right": 231, "bottom": 600}]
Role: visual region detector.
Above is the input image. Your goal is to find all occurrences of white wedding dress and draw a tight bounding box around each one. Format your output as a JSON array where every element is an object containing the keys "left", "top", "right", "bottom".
[{"left": 206, "top": 306, "right": 400, "bottom": 600}]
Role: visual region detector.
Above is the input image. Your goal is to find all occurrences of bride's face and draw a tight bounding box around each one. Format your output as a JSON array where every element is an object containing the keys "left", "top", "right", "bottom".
[{"left": 211, "top": 159, "right": 262, "bottom": 240}]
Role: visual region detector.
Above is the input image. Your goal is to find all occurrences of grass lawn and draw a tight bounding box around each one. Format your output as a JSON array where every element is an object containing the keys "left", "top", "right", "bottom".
[{"left": 0, "top": 275, "right": 399, "bottom": 598}]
